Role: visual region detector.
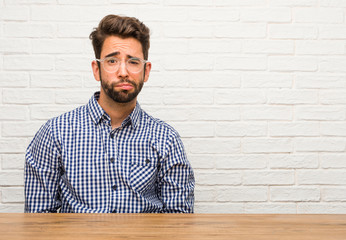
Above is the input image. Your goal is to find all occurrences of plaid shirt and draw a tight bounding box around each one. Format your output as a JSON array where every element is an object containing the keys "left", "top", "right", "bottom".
[{"left": 25, "top": 92, "right": 194, "bottom": 213}]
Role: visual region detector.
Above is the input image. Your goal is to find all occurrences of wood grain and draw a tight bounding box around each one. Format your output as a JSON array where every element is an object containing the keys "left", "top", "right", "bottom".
[{"left": 1, "top": 214, "right": 346, "bottom": 239}]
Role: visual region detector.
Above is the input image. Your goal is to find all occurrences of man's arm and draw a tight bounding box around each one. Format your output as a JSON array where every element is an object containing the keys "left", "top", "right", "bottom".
[
  {"left": 24, "top": 120, "right": 62, "bottom": 213},
  {"left": 159, "top": 133, "right": 195, "bottom": 213}
]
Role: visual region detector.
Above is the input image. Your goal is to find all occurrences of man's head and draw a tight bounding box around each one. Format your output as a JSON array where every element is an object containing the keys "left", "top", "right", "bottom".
[
  {"left": 90, "top": 15, "right": 151, "bottom": 104},
  {"left": 89, "top": 14, "right": 150, "bottom": 61}
]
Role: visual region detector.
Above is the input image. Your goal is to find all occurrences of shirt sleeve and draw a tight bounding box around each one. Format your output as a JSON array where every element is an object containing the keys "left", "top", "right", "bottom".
[
  {"left": 159, "top": 132, "right": 195, "bottom": 213},
  {"left": 24, "top": 120, "right": 62, "bottom": 213}
]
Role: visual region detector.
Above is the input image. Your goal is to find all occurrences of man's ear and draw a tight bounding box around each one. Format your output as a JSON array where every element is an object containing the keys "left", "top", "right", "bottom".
[
  {"left": 92, "top": 60, "right": 100, "bottom": 82},
  {"left": 144, "top": 62, "right": 152, "bottom": 83}
]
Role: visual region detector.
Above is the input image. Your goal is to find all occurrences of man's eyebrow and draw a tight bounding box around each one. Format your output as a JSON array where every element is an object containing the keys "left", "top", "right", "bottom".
[{"left": 104, "top": 52, "right": 138, "bottom": 59}]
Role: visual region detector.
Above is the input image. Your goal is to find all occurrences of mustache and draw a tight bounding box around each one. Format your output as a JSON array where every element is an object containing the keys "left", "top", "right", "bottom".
[{"left": 115, "top": 79, "right": 136, "bottom": 86}]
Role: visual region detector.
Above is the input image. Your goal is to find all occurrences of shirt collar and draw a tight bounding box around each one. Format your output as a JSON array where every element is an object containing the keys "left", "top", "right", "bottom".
[{"left": 87, "top": 91, "right": 142, "bottom": 129}]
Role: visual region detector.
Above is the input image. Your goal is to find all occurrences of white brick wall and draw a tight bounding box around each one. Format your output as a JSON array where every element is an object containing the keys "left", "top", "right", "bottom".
[{"left": 1, "top": 0, "right": 346, "bottom": 213}]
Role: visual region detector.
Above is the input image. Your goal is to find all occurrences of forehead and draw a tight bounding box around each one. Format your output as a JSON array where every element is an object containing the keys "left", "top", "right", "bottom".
[{"left": 101, "top": 35, "right": 143, "bottom": 58}]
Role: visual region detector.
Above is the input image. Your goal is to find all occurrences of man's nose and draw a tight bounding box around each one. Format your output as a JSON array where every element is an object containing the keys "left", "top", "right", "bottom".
[{"left": 117, "top": 61, "right": 129, "bottom": 77}]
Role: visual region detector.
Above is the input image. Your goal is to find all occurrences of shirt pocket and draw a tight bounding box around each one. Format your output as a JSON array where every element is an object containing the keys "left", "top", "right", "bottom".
[{"left": 129, "top": 151, "right": 159, "bottom": 194}]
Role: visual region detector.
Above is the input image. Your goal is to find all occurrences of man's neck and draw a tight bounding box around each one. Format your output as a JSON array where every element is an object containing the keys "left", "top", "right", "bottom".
[{"left": 98, "top": 91, "right": 136, "bottom": 129}]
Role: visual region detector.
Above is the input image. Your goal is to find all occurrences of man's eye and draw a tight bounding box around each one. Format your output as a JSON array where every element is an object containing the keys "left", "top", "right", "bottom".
[
  {"left": 128, "top": 59, "right": 140, "bottom": 65},
  {"left": 107, "top": 58, "right": 118, "bottom": 64}
]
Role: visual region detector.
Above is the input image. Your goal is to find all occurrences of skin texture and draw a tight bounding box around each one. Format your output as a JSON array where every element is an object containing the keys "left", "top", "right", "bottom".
[{"left": 91, "top": 36, "right": 152, "bottom": 129}]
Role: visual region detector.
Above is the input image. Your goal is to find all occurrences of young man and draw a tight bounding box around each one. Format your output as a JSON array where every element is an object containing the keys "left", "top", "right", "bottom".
[{"left": 24, "top": 15, "right": 195, "bottom": 213}]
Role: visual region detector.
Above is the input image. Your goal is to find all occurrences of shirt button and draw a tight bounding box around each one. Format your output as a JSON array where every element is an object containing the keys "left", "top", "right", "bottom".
[
  {"left": 110, "top": 157, "right": 115, "bottom": 163},
  {"left": 112, "top": 185, "right": 117, "bottom": 191},
  {"left": 110, "top": 132, "right": 114, "bottom": 138}
]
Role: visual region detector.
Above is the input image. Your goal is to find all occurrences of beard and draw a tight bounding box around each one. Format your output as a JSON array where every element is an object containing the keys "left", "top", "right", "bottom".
[{"left": 100, "top": 77, "right": 144, "bottom": 104}]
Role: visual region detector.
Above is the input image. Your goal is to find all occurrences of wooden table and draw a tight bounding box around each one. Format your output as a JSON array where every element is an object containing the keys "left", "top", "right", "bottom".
[{"left": 1, "top": 213, "right": 346, "bottom": 239}]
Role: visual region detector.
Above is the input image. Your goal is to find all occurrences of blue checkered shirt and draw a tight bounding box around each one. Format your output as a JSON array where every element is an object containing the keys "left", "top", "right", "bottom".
[{"left": 25, "top": 92, "right": 194, "bottom": 213}]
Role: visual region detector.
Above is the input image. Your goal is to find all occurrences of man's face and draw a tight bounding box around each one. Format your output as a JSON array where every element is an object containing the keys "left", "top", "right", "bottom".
[{"left": 92, "top": 36, "right": 151, "bottom": 104}]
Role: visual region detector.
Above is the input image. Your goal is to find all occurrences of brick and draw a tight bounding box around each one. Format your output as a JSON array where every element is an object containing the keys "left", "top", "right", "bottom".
[
  {"left": 196, "top": 172, "right": 242, "bottom": 186},
  {"left": 215, "top": 155, "right": 267, "bottom": 170},
  {"left": 170, "top": 122, "right": 214, "bottom": 138},
  {"left": 0, "top": 204, "right": 23, "bottom": 213},
  {"left": 30, "top": 105, "right": 78, "bottom": 120},
  {"left": 30, "top": 73, "right": 83, "bottom": 88},
  {"left": 215, "top": 23, "right": 266, "bottom": 38},
  {"left": 298, "top": 170, "right": 346, "bottom": 185},
  {"left": 194, "top": 187, "right": 216, "bottom": 202},
  {"left": 138, "top": 7, "right": 188, "bottom": 22},
  {"left": 195, "top": 203, "right": 243, "bottom": 213},
  {"left": 191, "top": 8, "right": 239, "bottom": 21},
  {"left": 320, "top": 91, "right": 346, "bottom": 104},
  {"left": 0, "top": 72, "right": 29, "bottom": 87},
  {"left": 59, "top": 0, "right": 109, "bottom": 4},
  {"left": 0, "top": 6, "right": 29, "bottom": 21},
  {"left": 4, "top": 55, "right": 54, "bottom": 71},
  {"left": 58, "top": 23, "right": 93, "bottom": 38},
  {"left": 269, "top": 154, "right": 319, "bottom": 169},
  {"left": 320, "top": 25, "right": 346, "bottom": 39},
  {"left": 188, "top": 106, "right": 240, "bottom": 121},
  {"left": 143, "top": 106, "right": 189, "bottom": 121},
  {"left": 269, "top": 0, "right": 317, "bottom": 6},
  {"left": 0, "top": 139, "right": 28, "bottom": 154},
  {"left": 269, "top": 24, "right": 318, "bottom": 39},
  {"left": 242, "top": 73, "right": 292, "bottom": 88},
  {"left": 294, "top": 8, "right": 343, "bottom": 23},
  {"left": 271, "top": 187, "right": 320, "bottom": 202},
  {"left": 243, "top": 40, "right": 294, "bottom": 54},
  {"left": 215, "top": 0, "right": 266, "bottom": 6},
  {"left": 295, "top": 74, "right": 346, "bottom": 89},
  {"left": 321, "top": 154, "right": 346, "bottom": 169},
  {"left": 269, "top": 122, "right": 319, "bottom": 137},
  {"left": 243, "top": 106, "right": 292, "bottom": 121},
  {"left": 5, "top": 0, "right": 53, "bottom": 4},
  {"left": 216, "top": 122, "right": 267, "bottom": 137},
  {"left": 245, "top": 203, "right": 297, "bottom": 213},
  {"left": 2, "top": 122, "right": 44, "bottom": 137},
  {"left": 0, "top": 106, "right": 28, "bottom": 121},
  {"left": 320, "top": 0, "right": 346, "bottom": 6},
  {"left": 296, "top": 106, "right": 345, "bottom": 121},
  {"left": 3, "top": 89, "right": 55, "bottom": 104},
  {"left": 322, "top": 187, "right": 346, "bottom": 202},
  {"left": 241, "top": 7, "right": 291, "bottom": 22},
  {"left": 321, "top": 122, "right": 346, "bottom": 136},
  {"left": 55, "top": 90, "right": 94, "bottom": 104},
  {"left": 188, "top": 154, "right": 215, "bottom": 169},
  {"left": 32, "top": 39, "right": 84, "bottom": 54},
  {"left": 190, "top": 39, "right": 242, "bottom": 53},
  {"left": 269, "top": 57, "right": 318, "bottom": 72},
  {"left": 162, "top": 55, "right": 213, "bottom": 70},
  {"left": 188, "top": 72, "right": 241, "bottom": 88},
  {"left": 1, "top": 154, "right": 25, "bottom": 170},
  {"left": 215, "top": 56, "right": 267, "bottom": 71},
  {"left": 139, "top": 88, "right": 164, "bottom": 106},
  {"left": 243, "top": 170, "right": 294, "bottom": 185},
  {"left": 190, "top": 139, "right": 241, "bottom": 154},
  {"left": 217, "top": 187, "right": 268, "bottom": 202},
  {"left": 298, "top": 203, "right": 346, "bottom": 214},
  {"left": 4, "top": 23, "right": 54, "bottom": 38},
  {"left": 295, "top": 138, "right": 346, "bottom": 152},
  {"left": 164, "top": 0, "right": 212, "bottom": 6},
  {"left": 0, "top": 171, "right": 23, "bottom": 185},
  {"left": 31, "top": 6, "right": 82, "bottom": 21},
  {"left": 80, "top": 7, "right": 137, "bottom": 23},
  {"left": 1, "top": 187, "right": 24, "bottom": 203},
  {"left": 163, "top": 24, "right": 213, "bottom": 38},
  {"left": 215, "top": 90, "right": 266, "bottom": 104},
  {"left": 267, "top": 90, "right": 318, "bottom": 104},
  {"left": 243, "top": 138, "right": 293, "bottom": 153},
  {"left": 0, "top": 38, "right": 30, "bottom": 53},
  {"left": 55, "top": 56, "right": 92, "bottom": 72},
  {"left": 320, "top": 58, "right": 346, "bottom": 72},
  {"left": 163, "top": 89, "right": 213, "bottom": 105},
  {"left": 150, "top": 40, "right": 188, "bottom": 54},
  {"left": 295, "top": 40, "right": 345, "bottom": 55}
]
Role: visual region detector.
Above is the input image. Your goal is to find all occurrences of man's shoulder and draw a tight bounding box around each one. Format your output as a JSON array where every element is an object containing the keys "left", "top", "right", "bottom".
[
  {"left": 141, "top": 110, "right": 180, "bottom": 137},
  {"left": 49, "top": 104, "right": 88, "bottom": 127}
]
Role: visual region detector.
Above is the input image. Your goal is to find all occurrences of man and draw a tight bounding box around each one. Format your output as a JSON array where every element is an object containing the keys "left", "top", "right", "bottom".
[{"left": 24, "top": 15, "right": 195, "bottom": 213}]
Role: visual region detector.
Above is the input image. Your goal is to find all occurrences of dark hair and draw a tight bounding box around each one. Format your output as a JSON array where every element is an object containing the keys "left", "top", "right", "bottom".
[{"left": 89, "top": 14, "right": 150, "bottom": 60}]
